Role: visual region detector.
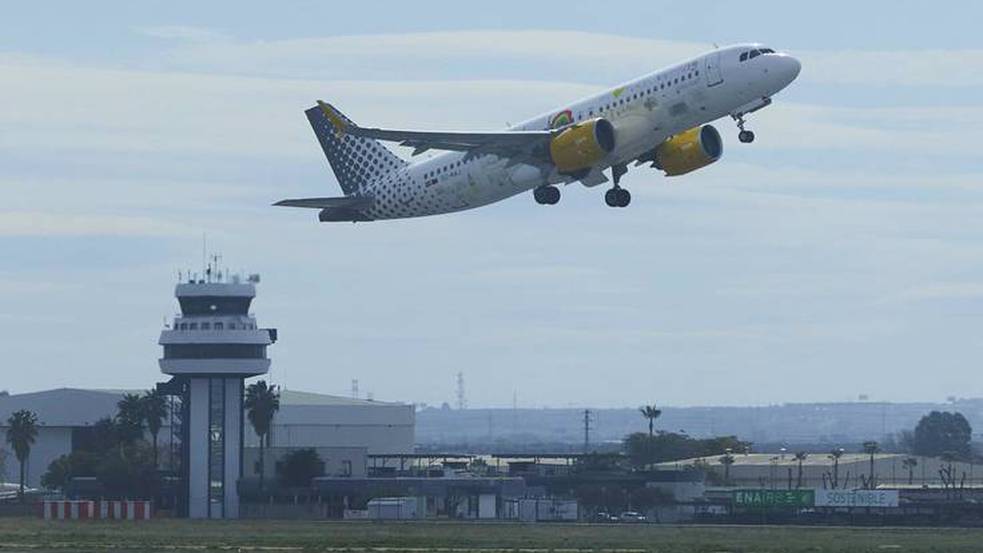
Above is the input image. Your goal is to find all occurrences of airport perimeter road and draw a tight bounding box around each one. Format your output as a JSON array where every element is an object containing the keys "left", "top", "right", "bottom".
[{"left": 2, "top": 519, "right": 983, "bottom": 552}]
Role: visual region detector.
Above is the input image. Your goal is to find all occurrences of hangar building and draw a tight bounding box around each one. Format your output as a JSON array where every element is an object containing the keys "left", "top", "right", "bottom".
[{"left": 0, "top": 387, "right": 414, "bottom": 489}]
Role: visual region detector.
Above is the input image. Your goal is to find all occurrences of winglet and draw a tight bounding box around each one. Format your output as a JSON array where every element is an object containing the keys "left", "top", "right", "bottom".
[{"left": 317, "top": 100, "right": 350, "bottom": 137}]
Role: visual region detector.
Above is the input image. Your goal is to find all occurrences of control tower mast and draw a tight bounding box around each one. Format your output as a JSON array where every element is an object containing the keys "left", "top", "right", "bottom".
[{"left": 158, "top": 263, "right": 277, "bottom": 519}]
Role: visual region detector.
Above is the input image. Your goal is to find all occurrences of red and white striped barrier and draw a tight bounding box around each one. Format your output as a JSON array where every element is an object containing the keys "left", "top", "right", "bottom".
[
  {"left": 42, "top": 500, "right": 95, "bottom": 520},
  {"left": 41, "top": 500, "right": 152, "bottom": 520},
  {"left": 99, "top": 500, "right": 152, "bottom": 520}
]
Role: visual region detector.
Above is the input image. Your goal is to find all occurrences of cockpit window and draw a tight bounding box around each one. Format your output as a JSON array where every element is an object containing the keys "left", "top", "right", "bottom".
[
  {"left": 740, "top": 52, "right": 748, "bottom": 62},
  {"left": 760, "top": 48, "right": 775, "bottom": 54},
  {"left": 749, "top": 50, "right": 761, "bottom": 59}
]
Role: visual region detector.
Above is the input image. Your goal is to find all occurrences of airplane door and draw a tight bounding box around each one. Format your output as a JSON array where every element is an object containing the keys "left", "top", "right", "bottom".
[{"left": 705, "top": 52, "right": 724, "bottom": 87}]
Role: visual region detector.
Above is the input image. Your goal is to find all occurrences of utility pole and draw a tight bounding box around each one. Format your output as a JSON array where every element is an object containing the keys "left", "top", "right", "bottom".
[
  {"left": 351, "top": 378, "right": 359, "bottom": 400},
  {"left": 583, "top": 409, "right": 593, "bottom": 453}
]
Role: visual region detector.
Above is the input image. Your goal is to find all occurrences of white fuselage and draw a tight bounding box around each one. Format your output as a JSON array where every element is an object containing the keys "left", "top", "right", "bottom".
[{"left": 360, "top": 44, "right": 800, "bottom": 220}]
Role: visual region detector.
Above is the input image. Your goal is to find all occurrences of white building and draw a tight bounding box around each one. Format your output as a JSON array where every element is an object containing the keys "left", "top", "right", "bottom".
[
  {"left": 0, "top": 387, "right": 414, "bottom": 489},
  {"left": 252, "top": 390, "right": 414, "bottom": 453}
]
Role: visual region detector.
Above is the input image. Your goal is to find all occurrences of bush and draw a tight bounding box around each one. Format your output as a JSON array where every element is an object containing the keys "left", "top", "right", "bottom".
[{"left": 277, "top": 449, "right": 324, "bottom": 488}]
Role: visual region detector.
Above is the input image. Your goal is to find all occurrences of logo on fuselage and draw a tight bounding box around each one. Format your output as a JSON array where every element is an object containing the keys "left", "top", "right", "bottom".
[{"left": 549, "top": 110, "right": 574, "bottom": 129}]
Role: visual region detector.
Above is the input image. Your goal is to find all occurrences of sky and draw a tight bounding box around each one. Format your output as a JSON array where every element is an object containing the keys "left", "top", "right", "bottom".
[{"left": 3, "top": 1, "right": 983, "bottom": 408}]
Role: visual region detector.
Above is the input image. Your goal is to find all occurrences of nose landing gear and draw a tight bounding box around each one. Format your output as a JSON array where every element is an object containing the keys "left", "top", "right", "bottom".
[{"left": 735, "top": 114, "right": 756, "bottom": 143}]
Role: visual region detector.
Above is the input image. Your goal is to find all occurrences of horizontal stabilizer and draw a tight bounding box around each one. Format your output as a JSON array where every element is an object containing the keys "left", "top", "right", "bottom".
[{"left": 273, "top": 196, "right": 375, "bottom": 210}]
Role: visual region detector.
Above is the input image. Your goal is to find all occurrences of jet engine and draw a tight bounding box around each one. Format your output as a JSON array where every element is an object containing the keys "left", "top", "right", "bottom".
[
  {"left": 549, "top": 118, "right": 616, "bottom": 175},
  {"left": 653, "top": 125, "right": 723, "bottom": 176}
]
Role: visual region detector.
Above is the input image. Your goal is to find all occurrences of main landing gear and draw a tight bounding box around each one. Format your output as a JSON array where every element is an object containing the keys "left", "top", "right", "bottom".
[
  {"left": 734, "top": 114, "right": 756, "bottom": 144},
  {"left": 605, "top": 164, "right": 631, "bottom": 208},
  {"left": 534, "top": 185, "right": 560, "bottom": 205}
]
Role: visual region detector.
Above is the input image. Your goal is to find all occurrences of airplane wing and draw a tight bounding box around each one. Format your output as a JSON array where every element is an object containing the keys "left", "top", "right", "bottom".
[{"left": 316, "top": 101, "right": 553, "bottom": 157}]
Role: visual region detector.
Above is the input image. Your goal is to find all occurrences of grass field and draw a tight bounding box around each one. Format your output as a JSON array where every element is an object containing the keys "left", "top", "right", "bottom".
[{"left": 1, "top": 518, "right": 982, "bottom": 552}]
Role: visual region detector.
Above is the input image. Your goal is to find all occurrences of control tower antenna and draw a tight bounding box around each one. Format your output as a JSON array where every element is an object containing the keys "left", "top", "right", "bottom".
[
  {"left": 456, "top": 371, "right": 467, "bottom": 410},
  {"left": 201, "top": 233, "right": 207, "bottom": 281}
]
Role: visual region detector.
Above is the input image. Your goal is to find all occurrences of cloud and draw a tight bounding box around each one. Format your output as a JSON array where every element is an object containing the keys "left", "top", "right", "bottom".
[
  {"left": 0, "top": 211, "right": 194, "bottom": 237},
  {"left": 135, "top": 25, "right": 231, "bottom": 43},
  {"left": 137, "top": 29, "right": 983, "bottom": 88},
  {"left": 801, "top": 49, "right": 983, "bottom": 87},
  {"left": 894, "top": 282, "right": 983, "bottom": 302},
  {"left": 150, "top": 31, "right": 706, "bottom": 83}
]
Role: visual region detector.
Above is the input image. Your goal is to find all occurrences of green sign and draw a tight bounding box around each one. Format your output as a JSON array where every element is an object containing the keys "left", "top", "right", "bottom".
[{"left": 733, "top": 489, "right": 814, "bottom": 509}]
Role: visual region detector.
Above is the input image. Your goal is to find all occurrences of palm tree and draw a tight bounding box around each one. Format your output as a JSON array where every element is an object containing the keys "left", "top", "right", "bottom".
[
  {"left": 116, "top": 393, "right": 145, "bottom": 445},
  {"left": 862, "top": 440, "right": 880, "bottom": 489},
  {"left": 5, "top": 410, "right": 39, "bottom": 500},
  {"left": 639, "top": 405, "right": 662, "bottom": 437},
  {"left": 828, "top": 448, "right": 844, "bottom": 489},
  {"left": 245, "top": 380, "right": 280, "bottom": 490},
  {"left": 142, "top": 389, "right": 168, "bottom": 468},
  {"left": 719, "top": 451, "right": 736, "bottom": 485},
  {"left": 902, "top": 456, "right": 918, "bottom": 485},
  {"left": 794, "top": 451, "right": 808, "bottom": 488}
]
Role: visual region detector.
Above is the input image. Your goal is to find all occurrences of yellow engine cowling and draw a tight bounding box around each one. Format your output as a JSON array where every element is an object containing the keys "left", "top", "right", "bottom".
[
  {"left": 549, "top": 118, "right": 616, "bottom": 175},
  {"left": 654, "top": 125, "right": 723, "bottom": 177}
]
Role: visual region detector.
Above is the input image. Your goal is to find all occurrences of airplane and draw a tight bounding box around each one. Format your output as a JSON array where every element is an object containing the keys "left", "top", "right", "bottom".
[{"left": 276, "top": 44, "right": 801, "bottom": 222}]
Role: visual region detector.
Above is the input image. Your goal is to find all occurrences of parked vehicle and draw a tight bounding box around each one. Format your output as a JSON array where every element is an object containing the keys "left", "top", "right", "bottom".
[{"left": 619, "top": 511, "right": 647, "bottom": 523}]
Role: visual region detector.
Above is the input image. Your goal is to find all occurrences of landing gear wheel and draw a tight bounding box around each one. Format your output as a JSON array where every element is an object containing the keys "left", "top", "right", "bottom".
[
  {"left": 617, "top": 188, "right": 631, "bottom": 207},
  {"left": 605, "top": 188, "right": 631, "bottom": 208},
  {"left": 734, "top": 114, "right": 755, "bottom": 144},
  {"left": 605, "top": 188, "right": 620, "bottom": 208},
  {"left": 534, "top": 185, "right": 560, "bottom": 205}
]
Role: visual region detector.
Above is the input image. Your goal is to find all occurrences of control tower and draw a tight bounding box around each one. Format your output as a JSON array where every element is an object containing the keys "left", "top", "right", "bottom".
[{"left": 158, "top": 265, "right": 276, "bottom": 519}]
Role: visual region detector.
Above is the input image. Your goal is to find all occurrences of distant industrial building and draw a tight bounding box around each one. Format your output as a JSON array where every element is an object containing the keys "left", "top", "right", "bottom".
[
  {"left": 657, "top": 453, "right": 982, "bottom": 490},
  {"left": 0, "top": 388, "right": 414, "bottom": 489}
]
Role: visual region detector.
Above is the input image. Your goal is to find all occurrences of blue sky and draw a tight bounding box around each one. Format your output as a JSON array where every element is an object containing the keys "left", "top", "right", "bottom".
[{"left": 3, "top": 1, "right": 983, "bottom": 407}]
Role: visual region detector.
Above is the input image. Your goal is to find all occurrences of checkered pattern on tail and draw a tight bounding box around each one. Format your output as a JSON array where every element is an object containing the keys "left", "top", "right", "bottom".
[{"left": 305, "top": 105, "right": 407, "bottom": 197}]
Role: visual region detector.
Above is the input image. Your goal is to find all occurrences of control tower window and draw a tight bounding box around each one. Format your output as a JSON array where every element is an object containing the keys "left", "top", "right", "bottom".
[
  {"left": 201, "top": 322, "right": 211, "bottom": 330},
  {"left": 189, "top": 323, "right": 198, "bottom": 330},
  {"left": 179, "top": 296, "right": 252, "bottom": 316},
  {"left": 214, "top": 322, "right": 224, "bottom": 330}
]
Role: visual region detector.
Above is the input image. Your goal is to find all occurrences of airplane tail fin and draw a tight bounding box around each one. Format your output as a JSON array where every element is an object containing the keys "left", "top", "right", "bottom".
[{"left": 305, "top": 101, "right": 407, "bottom": 197}]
